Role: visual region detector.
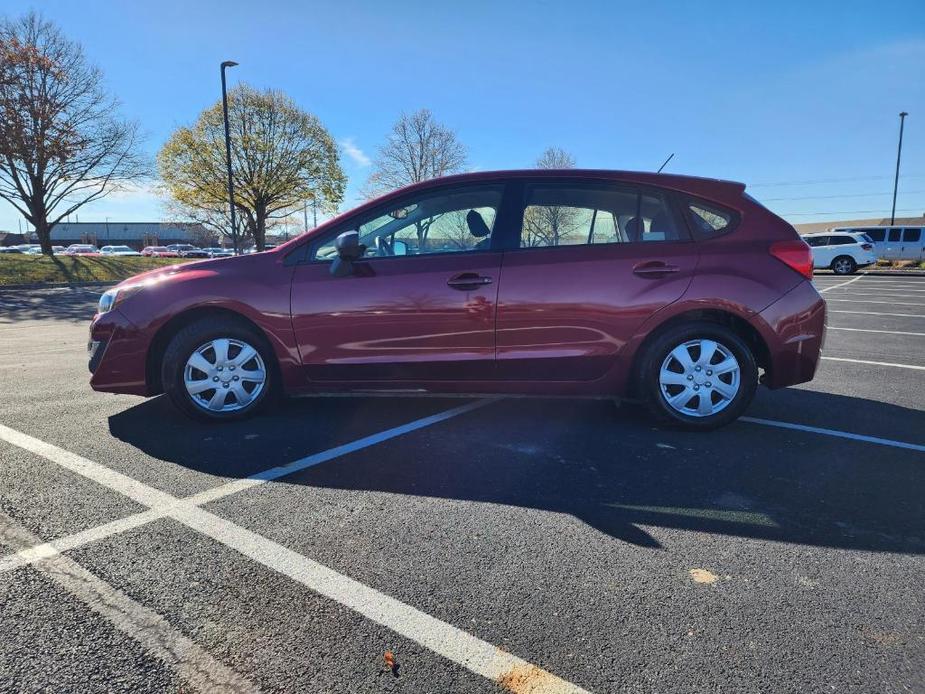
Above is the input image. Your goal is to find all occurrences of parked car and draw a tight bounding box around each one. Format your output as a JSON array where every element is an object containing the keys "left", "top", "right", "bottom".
[
  {"left": 52, "top": 246, "right": 67, "bottom": 255},
  {"left": 802, "top": 231, "right": 877, "bottom": 275},
  {"left": 166, "top": 244, "right": 209, "bottom": 258},
  {"left": 16, "top": 244, "right": 41, "bottom": 253},
  {"left": 89, "top": 169, "right": 824, "bottom": 429},
  {"left": 832, "top": 225, "right": 924, "bottom": 261},
  {"left": 64, "top": 244, "right": 100, "bottom": 255},
  {"left": 0, "top": 247, "right": 23, "bottom": 253},
  {"left": 203, "top": 247, "right": 234, "bottom": 258},
  {"left": 141, "top": 246, "right": 180, "bottom": 258},
  {"left": 243, "top": 244, "right": 278, "bottom": 254},
  {"left": 100, "top": 245, "right": 142, "bottom": 256}
]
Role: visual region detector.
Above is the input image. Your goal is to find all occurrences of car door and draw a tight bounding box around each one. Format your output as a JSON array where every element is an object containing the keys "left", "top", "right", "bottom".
[
  {"left": 805, "top": 236, "right": 829, "bottom": 266},
  {"left": 289, "top": 182, "right": 509, "bottom": 386},
  {"left": 494, "top": 179, "right": 698, "bottom": 381},
  {"left": 883, "top": 228, "right": 902, "bottom": 260},
  {"left": 901, "top": 228, "right": 923, "bottom": 260}
]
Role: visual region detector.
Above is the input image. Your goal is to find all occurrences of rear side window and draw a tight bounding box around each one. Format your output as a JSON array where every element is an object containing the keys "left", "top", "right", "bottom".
[
  {"left": 686, "top": 200, "right": 733, "bottom": 235},
  {"left": 830, "top": 236, "right": 856, "bottom": 245},
  {"left": 866, "top": 228, "right": 886, "bottom": 241},
  {"left": 903, "top": 228, "right": 921, "bottom": 242},
  {"left": 519, "top": 184, "right": 682, "bottom": 247},
  {"left": 889, "top": 229, "right": 902, "bottom": 242}
]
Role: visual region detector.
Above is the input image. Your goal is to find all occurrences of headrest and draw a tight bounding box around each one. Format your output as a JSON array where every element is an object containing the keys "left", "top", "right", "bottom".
[{"left": 466, "top": 210, "right": 491, "bottom": 238}]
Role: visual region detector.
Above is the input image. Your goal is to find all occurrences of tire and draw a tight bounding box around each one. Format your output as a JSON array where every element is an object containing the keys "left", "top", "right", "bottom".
[
  {"left": 831, "top": 255, "right": 857, "bottom": 275},
  {"left": 639, "top": 322, "right": 758, "bottom": 431},
  {"left": 161, "top": 316, "right": 277, "bottom": 421}
]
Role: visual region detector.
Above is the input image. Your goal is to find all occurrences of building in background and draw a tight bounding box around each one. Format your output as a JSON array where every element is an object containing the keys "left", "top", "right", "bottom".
[
  {"left": 0, "top": 222, "right": 217, "bottom": 249},
  {"left": 794, "top": 214, "right": 925, "bottom": 235}
]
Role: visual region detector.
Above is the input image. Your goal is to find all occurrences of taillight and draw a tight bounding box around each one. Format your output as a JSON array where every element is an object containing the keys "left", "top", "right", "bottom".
[
  {"left": 861, "top": 243, "right": 873, "bottom": 250},
  {"left": 769, "top": 239, "right": 813, "bottom": 279}
]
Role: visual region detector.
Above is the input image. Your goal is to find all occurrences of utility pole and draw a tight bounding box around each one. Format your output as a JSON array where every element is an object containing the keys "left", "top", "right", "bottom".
[
  {"left": 303, "top": 201, "right": 308, "bottom": 232},
  {"left": 891, "top": 111, "right": 908, "bottom": 226},
  {"left": 312, "top": 197, "right": 317, "bottom": 227},
  {"left": 220, "top": 60, "right": 239, "bottom": 253}
]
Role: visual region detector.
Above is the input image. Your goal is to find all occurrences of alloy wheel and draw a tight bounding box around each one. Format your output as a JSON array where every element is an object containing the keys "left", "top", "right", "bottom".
[
  {"left": 659, "top": 339, "right": 741, "bottom": 418},
  {"left": 183, "top": 338, "right": 266, "bottom": 412}
]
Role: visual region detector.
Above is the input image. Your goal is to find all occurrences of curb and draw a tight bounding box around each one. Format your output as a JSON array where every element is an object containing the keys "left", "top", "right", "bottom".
[{"left": 0, "top": 281, "right": 118, "bottom": 291}]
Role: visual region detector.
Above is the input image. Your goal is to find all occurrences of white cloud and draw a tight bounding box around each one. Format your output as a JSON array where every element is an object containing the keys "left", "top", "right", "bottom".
[{"left": 340, "top": 137, "right": 371, "bottom": 167}]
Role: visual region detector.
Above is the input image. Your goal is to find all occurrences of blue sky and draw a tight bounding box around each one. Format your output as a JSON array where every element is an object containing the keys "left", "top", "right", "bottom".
[{"left": 3, "top": 0, "right": 924, "bottom": 232}]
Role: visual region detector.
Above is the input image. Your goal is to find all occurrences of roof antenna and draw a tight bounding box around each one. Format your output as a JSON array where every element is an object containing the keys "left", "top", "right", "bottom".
[{"left": 656, "top": 153, "right": 674, "bottom": 173}]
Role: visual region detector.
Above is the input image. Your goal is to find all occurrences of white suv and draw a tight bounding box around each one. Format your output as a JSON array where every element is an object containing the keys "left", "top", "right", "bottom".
[{"left": 802, "top": 232, "right": 877, "bottom": 275}]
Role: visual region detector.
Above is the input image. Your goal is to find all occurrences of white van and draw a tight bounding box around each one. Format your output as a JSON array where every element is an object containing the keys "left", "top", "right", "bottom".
[{"left": 832, "top": 226, "right": 924, "bottom": 261}]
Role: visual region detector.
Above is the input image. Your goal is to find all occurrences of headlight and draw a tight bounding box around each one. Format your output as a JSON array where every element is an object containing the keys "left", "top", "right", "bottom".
[{"left": 97, "top": 285, "right": 144, "bottom": 314}]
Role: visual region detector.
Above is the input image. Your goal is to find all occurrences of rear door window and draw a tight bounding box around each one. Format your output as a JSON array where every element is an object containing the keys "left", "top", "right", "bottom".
[
  {"left": 805, "top": 236, "right": 829, "bottom": 247},
  {"left": 888, "top": 229, "right": 902, "bottom": 242},
  {"left": 519, "top": 184, "right": 683, "bottom": 248},
  {"left": 903, "top": 228, "right": 921, "bottom": 243}
]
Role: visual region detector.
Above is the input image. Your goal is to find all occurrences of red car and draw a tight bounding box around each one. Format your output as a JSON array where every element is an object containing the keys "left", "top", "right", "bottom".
[
  {"left": 89, "top": 170, "right": 824, "bottom": 429},
  {"left": 64, "top": 244, "right": 100, "bottom": 256},
  {"left": 141, "top": 246, "right": 180, "bottom": 258}
]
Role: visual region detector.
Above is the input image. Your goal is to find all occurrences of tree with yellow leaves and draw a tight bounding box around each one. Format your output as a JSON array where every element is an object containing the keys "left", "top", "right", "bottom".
[{"left": 158, "top": 85, "right": 345, "bottom": 251}]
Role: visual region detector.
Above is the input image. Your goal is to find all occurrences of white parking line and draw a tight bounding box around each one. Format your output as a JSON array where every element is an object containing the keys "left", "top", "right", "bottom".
[
  {"left": 0, "top": 412, "right": 587, "bottom": 694},
  {"left": 823, "top": 290, "right": 925, "bottom": 296},
  {"left": 830, "top": 310, "right": 925, "bottom": 319},
  {"left": 817, "top": 275, "right": 864, "bottom": 293},
  {"left": 821, "top": 356, "right": 925, "bottom": 371},
  {"left": 741, "top": 417, "right": 925, "bottom": 453},
  {"left": 0, "top": 510, "right": 260, "bottom": 693},
  {"left": 827, "top": 326, "right": 925, "bottom": 337},
  {"left": 825, "top": 299, "right": 925, "bottom": 307}
]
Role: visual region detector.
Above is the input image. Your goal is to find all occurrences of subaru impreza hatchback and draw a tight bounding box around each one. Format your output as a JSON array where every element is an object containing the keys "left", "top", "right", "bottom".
[{"left": 89, "top": 170, "right": 825, "bottom": 430}]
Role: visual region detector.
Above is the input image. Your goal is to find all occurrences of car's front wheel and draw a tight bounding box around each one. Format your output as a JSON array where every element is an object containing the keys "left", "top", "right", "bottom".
[
  {"left": 831, "top": 255, "right": 857, "bottom": 275},
  {"left": 161, "top": 317, "right": 276, "bottom": 420},
  {"left": 639, "top": 322, "right": 758, "bottom": 430}
]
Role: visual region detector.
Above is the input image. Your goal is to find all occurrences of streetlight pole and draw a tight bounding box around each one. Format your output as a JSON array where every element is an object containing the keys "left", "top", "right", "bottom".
[
  {"left": 890, "top": 111, "right": 908, "bottom": 226},
  {"left": 220, "top": 61, "right": 239, "bottom": 253}
]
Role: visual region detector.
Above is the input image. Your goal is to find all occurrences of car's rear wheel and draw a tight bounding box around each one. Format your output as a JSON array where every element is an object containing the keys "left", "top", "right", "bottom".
[
  {"left": 831, "top": 255, "right": 857, "bottom": 275},
  {"left": 161, "top": 317, "right": 277, "bottom": 421},
  {"left": 639, "top": 322, "right": 758, "bottom": 430}
]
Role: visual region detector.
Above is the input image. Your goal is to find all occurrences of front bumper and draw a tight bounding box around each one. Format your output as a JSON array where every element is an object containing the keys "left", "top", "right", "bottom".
[{"left": 88, "top": 309, "right": 151, "bottom": 396}]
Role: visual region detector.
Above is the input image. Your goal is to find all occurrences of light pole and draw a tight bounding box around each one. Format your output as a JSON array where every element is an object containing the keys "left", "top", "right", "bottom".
[
  {"left": 221, "top": 60, "right": 239, "bottom": 254},
  {"left": 890, "top": 111, "right": 908, "bottom": 226}
]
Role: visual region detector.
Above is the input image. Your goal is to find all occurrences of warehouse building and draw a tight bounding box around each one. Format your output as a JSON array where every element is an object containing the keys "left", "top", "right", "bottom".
[{"left": 33, "top": 222, "right": 217, "bottom": 249}]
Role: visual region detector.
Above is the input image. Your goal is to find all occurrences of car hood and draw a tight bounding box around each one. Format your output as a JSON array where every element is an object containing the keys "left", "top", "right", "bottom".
[{"left": 113, "top": 252, "right": 265, "bottom": 290}]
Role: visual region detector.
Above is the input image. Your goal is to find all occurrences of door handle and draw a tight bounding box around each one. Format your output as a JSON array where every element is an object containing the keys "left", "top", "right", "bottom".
[
  {"left": 633, "top": 261, "right": 680, "bottom": 277},
  {"left": 447, "top": 273, "right": 493, "bottom": 290}
]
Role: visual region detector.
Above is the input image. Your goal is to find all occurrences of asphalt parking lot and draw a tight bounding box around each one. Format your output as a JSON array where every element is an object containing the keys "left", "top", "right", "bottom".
[{"left": 1, "top": 274, "right": 923, "bottom": 693}]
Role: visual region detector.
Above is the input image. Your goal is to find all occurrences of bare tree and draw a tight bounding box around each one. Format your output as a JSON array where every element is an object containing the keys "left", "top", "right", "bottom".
[
  {"left": 0, "top": 13, "right": 147, "bottom": 255},
  {"left": 364, "top": 109, "right": 467, "bottom": 248},
  {"left": 523, "top": 147, "right": 580, "bottom": 246},
  {"left": 536, "top": 146, "right": 576, "bottom": 169},
  {"left": 158, "top": 84, "right": 344, "bottom": 251}
]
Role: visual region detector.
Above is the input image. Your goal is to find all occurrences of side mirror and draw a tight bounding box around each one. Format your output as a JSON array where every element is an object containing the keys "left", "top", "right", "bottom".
[{"left": 330, "top": 231, "right": 366, "bottom": 277}]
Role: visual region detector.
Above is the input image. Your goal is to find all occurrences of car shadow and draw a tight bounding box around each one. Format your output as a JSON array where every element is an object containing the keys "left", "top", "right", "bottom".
[
  {"left": 108, "top": 388, "right": 925, "bottom": 555},
  {"left": 0, "top": 285, "right": 102, "bottom": 323}
]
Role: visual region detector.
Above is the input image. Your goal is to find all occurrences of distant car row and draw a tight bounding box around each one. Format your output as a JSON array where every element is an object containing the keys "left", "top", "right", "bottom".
[{"left": 0, "top": 243, "right": 236, "bottom": 258}]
